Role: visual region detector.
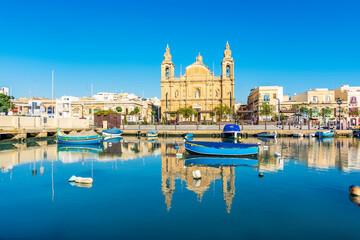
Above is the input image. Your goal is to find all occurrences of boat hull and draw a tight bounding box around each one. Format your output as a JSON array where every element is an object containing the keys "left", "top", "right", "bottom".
[
  {"left": 221, "top": 131, "right": 241, "bottom": 139},
  {"left": 315, "top": 131, "right": 334, "bottom": 138},
  {"left": 102, "top": 132, "right": 122, "bottom": 138},
  {"left": 185, "top": 141, "right": 258, "bottom": 156},
  {"left": 57, "top": 136, "right": 103, "bottom": 145}
]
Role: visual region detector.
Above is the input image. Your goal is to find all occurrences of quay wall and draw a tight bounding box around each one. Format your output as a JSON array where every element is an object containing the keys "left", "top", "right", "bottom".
[{"left": 0, "top": 116, "right": 92, "bottom": 131}]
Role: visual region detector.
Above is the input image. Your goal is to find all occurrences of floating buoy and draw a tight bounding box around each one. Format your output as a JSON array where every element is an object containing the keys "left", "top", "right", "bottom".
[
  {"left": 75, "top": 177, "right": 93, "bottom": 184},
  {"left": 176, "top": 153, "right": 183, "bottom": 158},
  {"left": 349, "top": 185, "right": 360, "bottom": 196},
  {"left": 258, "top": 173, "right": 264, "bottom": 178},
  {"left": 274, "top": 153, "right": 281, "bottom": 157},
  {"left": 68, "top": 175, "right": 77, "bottom": 182},
  {"left": 192, "top": 170, "right": 201, "bottom": 179}
]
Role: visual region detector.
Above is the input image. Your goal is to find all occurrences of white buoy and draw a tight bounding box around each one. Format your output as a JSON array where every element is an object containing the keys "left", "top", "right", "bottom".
[
  {"left": 192, "top": 170, "right": 201, "bottom": 179},
  {"left": 263, "top": 146, "right": 269, "bottom": 150},
  {"left": 274, "top": 152, "right": 281, "bottom": 157},
  {"left": 68, "top": 175, "right": 77, "bottom": 182}
]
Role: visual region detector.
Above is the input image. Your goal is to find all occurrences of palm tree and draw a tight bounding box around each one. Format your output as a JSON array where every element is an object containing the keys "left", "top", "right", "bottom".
[
  {"left": 177, "top": 106, "right": 197, "bottom": 121},
  {"left": 213, "top": 104, "right": 231, "bottom": 122}
]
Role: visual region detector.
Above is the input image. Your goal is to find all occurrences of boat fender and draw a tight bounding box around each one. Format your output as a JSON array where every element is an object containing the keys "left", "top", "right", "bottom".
[
  {"left": 68, "top": 175, "right": 77, "bottom": 182},
  {"left": 192, "top": 170, "right": 201, "bottom": 179},
  {"left": 75, "top": 177, "right": 93, "bottom": 184},
  {"left": 349, "top": 185, "right": 360, "bottom": 196}
]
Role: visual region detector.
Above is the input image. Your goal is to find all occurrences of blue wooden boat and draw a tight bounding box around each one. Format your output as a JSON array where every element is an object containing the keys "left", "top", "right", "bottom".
[
  {"left": 104, "top": 137, "right": 123, "bottom": 143},
  {"left": 185, "top": 157, "right": 258, "bottom": 167},
  {"left": 102, "top": 127, "right": 123, "bottom": 137},
  {"left": 353, "top": 130, "right": 360, "bottom": 138},
  {"left": 146, "top": 129, "right": 158, "bottom": 137},
  {"left": 221, "top": 124, "right": 241, "bottom": 139},
  {"left": 315, "top": 130, "right": 334, "bottom": 138},
  {"left": 182, "top": 133, "right": 194, "bottom": 140},
  {"left": 57, "top": 128, "right": 103, "bottom": 145},
  {"left": 185, "top": 141, "right": 258, "bottom": 156}
]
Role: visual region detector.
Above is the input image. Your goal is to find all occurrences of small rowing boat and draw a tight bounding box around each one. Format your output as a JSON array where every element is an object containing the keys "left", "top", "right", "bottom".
[
  {"left": 57, "top": 128, "right": 103, "bottom": 145},
  {"left": 146, "top": 129, "right": 158, "bottom": 137},
  {"left": 102, "top": 127, "right": 123, "bottom": 138},
  {"left": 185, "top": 141, "right": 258, "bottom": 156},
  {"left": 315, "top": 130, "right": 334, "bottom": 138},
  {"left": 257, "top": 132, "right": 277, "bottom": 138}
]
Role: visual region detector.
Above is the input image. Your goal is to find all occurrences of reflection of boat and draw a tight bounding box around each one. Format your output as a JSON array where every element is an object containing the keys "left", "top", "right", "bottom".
[
  {"left": 104, "top": 137, "right": 123, "bottom": 143},
  {"left": 102, "top": 127, "right": 123, "bottom": 138},
  {"left": 315, "top": 130, "right": 334, "bottom": 138},
  {"left": 146, "top": 130, "right": 158, "bottom": 137},
  {"left": 185, "top": 156, "right": 258, "bottom": 167},
  {"left": 257, "top": 132, "right": 277, "bottom": 138},
  {"left": 57, "top": 128, "right": 103, "bottom": 144},
  {"left": 185, "top": 141, "right": 258, "bottom": 156},
  {"left": 316, "top": 138, "right": 334, "bottom": 143},
  {"left": 304, "top": 133, "right": 315, "bottom": 138},
  {"left": 353, "top": 130, "right": 360, "bottom": 138},
  {"left": 221, "top": 124, "right": 241, "bottom": 139},
  {"left": 257, "top": 137, "right": 277, "bottom": 142},
  {"left": 146, "top": 137, "right": 158, "bottom": 142},
  {"left": 57, "top": 144, "right": 105, "bottom": 154}
]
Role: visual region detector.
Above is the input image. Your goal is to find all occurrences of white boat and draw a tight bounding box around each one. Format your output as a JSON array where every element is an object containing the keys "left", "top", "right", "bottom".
[
  {"left": 304, "top": 133, "right": 315, "bottom": 138},
  {"left": 293, "top": 133, "right": 303, "bottom": 138},
  {"left": 102, "top": 127, "right": 123, "bottom": 138},
  {"left": 257, "top": 132, "right": 277, "bottom": 138}
]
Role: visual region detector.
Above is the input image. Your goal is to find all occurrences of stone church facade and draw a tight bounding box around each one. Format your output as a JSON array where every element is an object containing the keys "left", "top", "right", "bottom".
[{"left": 160, "top": 42, "right": 235, "bottom": 121}]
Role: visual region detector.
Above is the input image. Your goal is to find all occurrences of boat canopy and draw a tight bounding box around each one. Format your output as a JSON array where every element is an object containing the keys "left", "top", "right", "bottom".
[{"left": 223, "top": 124, "right": 240, "bottom": 132}]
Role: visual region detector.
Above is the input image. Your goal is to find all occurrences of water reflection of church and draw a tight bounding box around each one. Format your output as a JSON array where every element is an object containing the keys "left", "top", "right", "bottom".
[{"left": 161, "top": 143, "right": 235, "bottom": 213}]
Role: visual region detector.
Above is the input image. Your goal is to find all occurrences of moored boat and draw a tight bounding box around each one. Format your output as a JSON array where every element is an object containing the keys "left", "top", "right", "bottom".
[
  {"left": 102, "top": 127, "right": 123, "bottom": 138},
  {"left": 315, "top": 130, "right": 334, "bottom": 138},
  {"left": 57, "top": 128, "right": 103, "bottom": 145},
  {"left": 146, "top": 129, "right": 158, "bottom": 137},
  {"left": 293, "top": 133, "right": 304, "bottom": 138},
  {"left": 257, "top": 132, "right": 277, "bottom": 138},
  {"left": 182, "top": 133, "right": 194, "bottom": 141},
  {"left": 221, "top": 124, "right": 241, "bottom": 139},
  {"left": 185, "top": 141, "right": 258, "bottom": 156}
]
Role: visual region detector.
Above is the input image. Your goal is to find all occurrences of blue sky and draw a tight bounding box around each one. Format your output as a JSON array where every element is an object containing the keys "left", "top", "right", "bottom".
[{"left": 0, "top": 0, "right": 359, "bottom": 102}]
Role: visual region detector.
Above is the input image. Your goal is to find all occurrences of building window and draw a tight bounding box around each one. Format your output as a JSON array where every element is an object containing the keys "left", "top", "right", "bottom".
[
  {"left": 324, "top": 96, "right": 330, "bottom": 103},
  {"left": 89, "top": 109, "right": 92, "bottom": 114},
  {"left": 312, "top": 96, "right": 318, "bottom": 103},
  {"left": 226, "top": 65, "right": 230, "bottom": 76},
  {"left": 166, "top": 68, "right": 169, "bottom": 78},
  {"left": 73, "top": 108, "right": 80, "bottom": 115},
  {"left": 195, "top": 89, "right": 200, "bottom": 99},
  {"left": 263, "top": 94, "right": 269, "bottom": 102},
  {"left": 273, "top": 93, "right": 277, "bottom": 99},
  {"left": 350, "top": 96, "right": 357, "bottom": 104}
]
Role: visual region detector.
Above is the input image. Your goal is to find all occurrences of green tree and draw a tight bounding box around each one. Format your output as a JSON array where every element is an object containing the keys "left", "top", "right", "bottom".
[
  {"left": 116, "top": 107, "right": 122, "bottom": 113},
  {"left": 259, "top": 102, "right": 274, "bottom": 121},
  {"left": 177, "top": 106, "right": 197, "bottom": 121},
  {"left": 213, "top": 104, "right": 231, "bottom": 122},
  {"left": 151, "top": 110, "right": 156, "bottom": 124},
  {"left": 0, "top": 94, "right": 14, "bottom": 114}
]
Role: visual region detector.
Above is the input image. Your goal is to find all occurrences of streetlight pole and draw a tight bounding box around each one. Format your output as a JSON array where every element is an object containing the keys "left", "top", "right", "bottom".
[
  {"left": 336, "top": 98, "right": 342, "bottom": 130},
  {"left": 275, "top": 98, "right": 280, "bottom": 125}
]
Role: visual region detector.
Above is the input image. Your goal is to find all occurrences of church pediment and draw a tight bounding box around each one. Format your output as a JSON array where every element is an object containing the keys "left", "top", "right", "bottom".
[{"left": 185, "top": 64, "right": 210, "bottom": 76}]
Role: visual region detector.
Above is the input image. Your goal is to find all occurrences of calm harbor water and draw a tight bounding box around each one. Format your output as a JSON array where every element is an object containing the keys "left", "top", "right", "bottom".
[{"left": 0, "top": 137, "right": 359, "bottom": 240}]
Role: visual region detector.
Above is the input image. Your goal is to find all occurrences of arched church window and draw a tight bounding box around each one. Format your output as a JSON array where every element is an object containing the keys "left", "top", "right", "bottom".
[
  {"left": 226, "top": 65, "right": 230, "bottom": 76},
  {"left": 195, "top": 89, "right": 200, "bottom": 99},
  {"left": 166, "top": 68, "right": 169, "bottom": 78}
]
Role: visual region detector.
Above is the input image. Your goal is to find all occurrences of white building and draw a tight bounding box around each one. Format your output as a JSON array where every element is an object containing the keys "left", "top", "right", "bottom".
[
  {"left": 0, "top": 87, "right": 9, "bottom": 96},
  {"left": 333, "top": 85, "right": 360, "bottom": 126}
]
